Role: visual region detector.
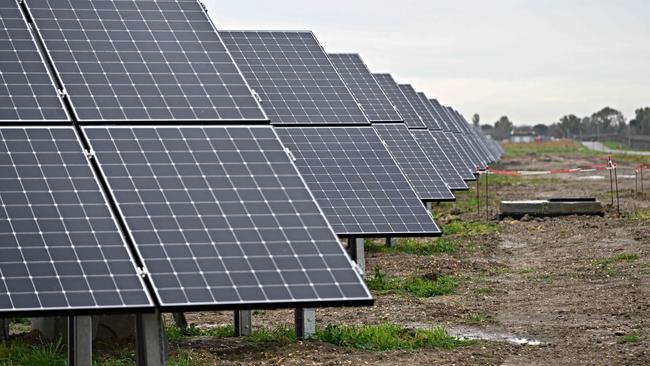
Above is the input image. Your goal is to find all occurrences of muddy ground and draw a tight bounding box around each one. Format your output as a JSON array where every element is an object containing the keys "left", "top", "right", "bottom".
[{"left": 159, "top": 152, "right": 650, "bottom": 366}]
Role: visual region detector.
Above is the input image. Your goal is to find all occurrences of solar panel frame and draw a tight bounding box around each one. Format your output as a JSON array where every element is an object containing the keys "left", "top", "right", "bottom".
[
  {"left": 0, "top": 2, "right": 69, "bottom": 122},
  {"left": 85, "top": 125, "right": 373, "bottom": 310},
  {"left": 25, "top": 0, "right": 268, "bottom": 123},
  {"left": 373, "top": 123, "right": 454, "bottom": 200},
  {"left": 373, "top": 73, "right": 426, "bottom": 129},
  {"left": 275, "top": 126, "right": 441, "bottom": 237},
  {"left": 221, "top": 31, "right": 370, "bottom": 126},
  {"left": 327, "top": 53, "right": 402, "bottom": 123},
  {"left": 409, "top": 129, "right": 469, "bottom": 190},
  {"left": 0, "top": 127, "right": 154, "bottom": 317}
]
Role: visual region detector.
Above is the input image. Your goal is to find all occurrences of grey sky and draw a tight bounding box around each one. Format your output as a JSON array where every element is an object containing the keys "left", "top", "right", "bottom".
[{"left": 207, "top": 0, "right": 650, "bottom": 126}]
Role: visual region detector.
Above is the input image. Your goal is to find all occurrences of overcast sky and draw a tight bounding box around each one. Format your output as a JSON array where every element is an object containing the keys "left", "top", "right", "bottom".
[{"left": 207, "top": 0, "right": 650, "bottom": 126}]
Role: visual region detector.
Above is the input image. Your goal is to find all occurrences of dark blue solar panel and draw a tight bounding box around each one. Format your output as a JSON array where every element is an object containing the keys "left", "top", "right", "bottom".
[
  {"left": 26, "top": 0, "right": 266, "bottom": 122},
  {"left": 373, "top": 74, "right": 426, "bottom": 129},
  {"left": 86, "top": 126, "right": 372, "bottom": 308},
  {"left": 275, "top": 126, "right": 440, "bottom": 236},
  {"left": 0, "top": 127, "right": 152, "bottom": 315},
  {"left": 328, "top": 54, "right": 402, "bottom": 122},
  {"left": 221, "top": 31, "right": 368, "bottom": 125},
  {"left": 374, "top": 124, "right": 454, "bottom": 200}
]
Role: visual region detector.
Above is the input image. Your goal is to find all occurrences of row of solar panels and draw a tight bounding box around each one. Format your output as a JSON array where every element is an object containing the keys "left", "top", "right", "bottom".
[{"left": 0, "top": 0, "right": 502, "bottom": 316}]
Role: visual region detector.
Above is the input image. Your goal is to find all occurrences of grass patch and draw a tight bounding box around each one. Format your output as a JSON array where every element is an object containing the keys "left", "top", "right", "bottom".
[
  {"left": 366, "top": 237, "right": 459, "bottom": 255},
  {"left": 465, "top": 313, "right": 495, "bottom": 325},
  {"left": 366, "top": 268, "right": 458, "bottom": 298},
  {"left": 618, "top": 332, "right": 641, "bottom": 344},
  {"left": 502, "top": 140, "right": 595, "bottom": 158},
  {"left": 440, "top": 217, "right": 499, "bottom": 236},
  {"left": 594, "top": 253, "right": 639, "bottom": 277},
  {"left": 630, "top": 208, "right": 650, "bottom": 221},
  {"left": 244, "top": 326, "right": 295, "bottom": 343},
  {"left": 316, "top": 323, "right": 469, "bottom": 351},
  {"left": 474, "top": 287, "right": 494, "bottom": 295},
  {"left": 165, "top": 323, "right": 233, "bottom": 341}
]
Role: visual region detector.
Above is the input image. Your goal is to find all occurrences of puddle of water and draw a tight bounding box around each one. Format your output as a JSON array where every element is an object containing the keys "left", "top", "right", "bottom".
[{"left": 406, "top": 323, "right": 544, "bottom": 347}]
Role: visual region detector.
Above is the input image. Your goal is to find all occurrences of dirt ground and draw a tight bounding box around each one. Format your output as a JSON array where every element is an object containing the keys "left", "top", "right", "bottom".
[{"left": 174, "top": 153, "right": 650, "bottom": 365}]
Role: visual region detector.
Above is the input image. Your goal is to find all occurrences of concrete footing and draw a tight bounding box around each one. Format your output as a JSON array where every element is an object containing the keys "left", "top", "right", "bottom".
[
  {"left": 68, "top": 316, "right": 92, "bottom": 366},
  {"left": 135, "top": 311, "right": 166, "bottom": 366},
  {"left": 500, "top": 199, "right": 604, "bottom": 219},
  {"left": 294, "top": 308, "right": 315, "bottom": 339},
  {"left": 234, "top": 310, "right": 252, "bottom": 336}
]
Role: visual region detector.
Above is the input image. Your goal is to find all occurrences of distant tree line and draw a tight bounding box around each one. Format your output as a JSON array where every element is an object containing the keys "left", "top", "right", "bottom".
[{"left": 476, "top": 106, "right": 650, "bottom": 140}]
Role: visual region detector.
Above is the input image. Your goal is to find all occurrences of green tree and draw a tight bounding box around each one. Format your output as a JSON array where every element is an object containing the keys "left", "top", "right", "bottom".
[
  {"left": 493, "top": 116, "right": 514, "bottom": 140},
  {"left": 472, "top": 113, "right": 480, "bottom": 127},
  {"left": 590, "top": 107, "right": 626, "bottom": 134},
  {"left": 558, "top": 114, "right": 582, "bottom": 138},
  {"left": 630, "top": 107, "right": 650, "bottom": 135}
]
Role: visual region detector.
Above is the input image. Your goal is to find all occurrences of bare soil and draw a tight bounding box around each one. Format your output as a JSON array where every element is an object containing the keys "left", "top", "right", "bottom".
[{"left": 173, "top": 153, "right": 650, "bottom": 365}]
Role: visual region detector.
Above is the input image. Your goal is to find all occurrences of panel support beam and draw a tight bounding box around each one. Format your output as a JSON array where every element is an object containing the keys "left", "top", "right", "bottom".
[
  {"left": 136, "top": 311, "right": 166, "bottom": 366},
  {"left": 0, "top": 319, "right": 8, "bottom": 341},
  {"left": 67, "top": 316, "right": 92, "bottom": 366},
  {"left": 294, "top": 308, "right": 316, "bottom": 339},
  {"left": 426, "top": 201, "right": 433, "bottom": 212},
  {"left": 233, "top": 310, "right": 252, "bottom": 337}
]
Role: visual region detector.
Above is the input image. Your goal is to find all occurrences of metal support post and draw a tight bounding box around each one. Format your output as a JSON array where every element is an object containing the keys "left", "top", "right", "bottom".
[
  {"left": 233, "top": 310, "right": 252, "bottom": 337},
  {"left": 294, "top": 308, "right": 316, "bottom": 339},
  {"left": 172, "top": 313, "right": 188, "bottom": 330},
  {"left": 0, "top": 318, "right": 8, "bottom": 341},
  {"left": 136, "top": 311, "right": 166, "bottom": 366},
  {"left": 68, "top": 316, "right": 92, "bottom": 366},
  {"left": 348, "top": 237, "right": 365, "bottom": 274}
]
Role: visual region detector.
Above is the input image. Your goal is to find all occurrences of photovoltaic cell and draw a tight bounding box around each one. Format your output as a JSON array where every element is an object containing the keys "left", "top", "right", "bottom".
[
  {"left": 276, "top": 126, "right": 440, "bottom": 236},
  {"left": 221, "top": 31, "right": 368, "bottom": 125},
  {"left": 0, "top": 3, "right": 68, "bottom": 121},
  {"left": 415, "top": 92, "right": 443, "bottom": 131},
  {"left": 86, "top": 126, "right": 372, "bottom": 309},
  {"left": 373, "top": 124, "right": 454, "bottom": 200},
  {"left": 373, "top": 74, "right": 426, "bottom": 129},
  {"left": 409, "top": 130, "right": 469, "bottom": 190},
  {"left": 0, "top": 127, "right": 152, "bottom": 315},
  {"left": 328, "top": 54, "right": 402, "bottom": 122},
  {"left": 26, "top": 0, "right": 266, "bottom": 122}
]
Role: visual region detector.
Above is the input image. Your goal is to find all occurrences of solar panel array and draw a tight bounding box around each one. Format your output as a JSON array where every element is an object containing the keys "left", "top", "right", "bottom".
[
  {"left": 276, "top": 127, "right": 440, "bottom": 236},
  {"left": 0, "top": 127, "right": 152, "bottom": 313},
  {"left": 431, "top": 130, "right": 476, "bottom": 180},
  {"left": 409, "top": 130, "right": 469, "bottom": 190},
  {"left": 87, "top": 126, "right": 372, "bottom": 308},
  {"left": 327, "top": 54, "right": 402, "bottom": 122},
  {"left": 373, "top": 74, "right": 426, "bottom": 129},
  {"left": 0, "top": 2, "right": 68, "bottom": 122},
  {"left": 374, "top": 124, "right": 454, "bottom": 200},
  {"left": 0, "top": 0, "right": 502, "bottom": 317},
  {"left": 220, "top": 31, "right": 369, "bottom": 125},
  {"left": 27, "top": 0, "right": 266, "bottom": 122}
]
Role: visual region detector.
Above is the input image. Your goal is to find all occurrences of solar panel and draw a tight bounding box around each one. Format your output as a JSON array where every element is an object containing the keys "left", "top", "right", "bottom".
[
  {"left": 328, "top": 54, "right": 402, "bottom": 122},
  {"left": 0, "top": 3, "right": 68, "bottom": 122},
  {"left": 447, "top": 132, "right": 481, "bottom": 172},
  {"left": 431, "top": 130, "right": 476, "bottom": 180},
  {"left": 0, "top": 127, "right": 152, "bottom": 315},
  {"left": 409, "top": 130, "right": 469, "bottom": 190},
  {"left": 220, "top": 31, "right": 368, "bottom": 125},
  {"left": 374, "top": 124, "right": 454, "bottom": 200},
  {"left": 275, "top": 127, "right": 440, "bottom": 236},
  {"left": 373, "top": 74, "right": 426, "bottom": 129},
  {"left": 86, "top": 126, "right": 372, "bottom": 309},
  {"left": 416, "top": 92, "right": 443, "bottom": 130},
  {"left": 430, "top": 99, "right": 459, "bottom": 133},
  {"left": 398, "top": 84, "right": 442, "bottom": 130},
  {"left": 26, "top": 0, "right": 266, "bottom": 122}
]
